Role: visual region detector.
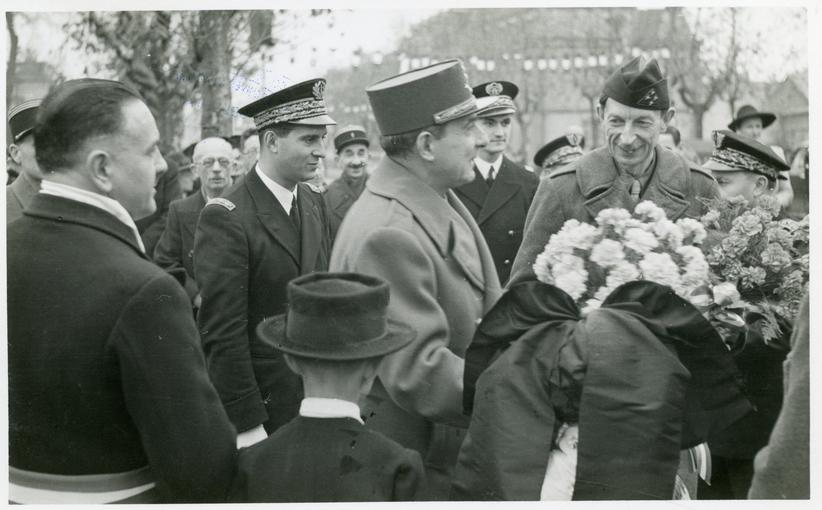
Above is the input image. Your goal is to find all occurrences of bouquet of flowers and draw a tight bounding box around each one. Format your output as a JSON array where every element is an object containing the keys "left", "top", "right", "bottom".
[
  {"left": 532, "top": 200, "right": 744, "bottom": 336},
  {"left": 699, "top": 195, "right": 809, "bottom": 343}
]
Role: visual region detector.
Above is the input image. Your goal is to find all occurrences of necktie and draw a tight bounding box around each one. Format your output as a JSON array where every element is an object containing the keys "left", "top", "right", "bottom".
[
  {"left": 289, "top": 194, "right": 301, "bottom": 231},
  {"left": 486, "top": 166, "right": 495, "bottom": 187},
  {"left": 630, "top": 179, "right": 641, "bottom": 205}
]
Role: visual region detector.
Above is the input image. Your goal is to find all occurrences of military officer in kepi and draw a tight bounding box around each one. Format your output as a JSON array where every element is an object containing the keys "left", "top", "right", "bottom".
[
  {"left": 324, "top": 124, "right": 371, "bottom": 240},
  {"left": 454, "top": 80, "right": 538, "bottom": 285},
  {"left": 509, "top": 56, "right": 719, "bottom": 288},
  {"left": 532, "top": 133, "right": 585, "bottom": 179},
  {"left": 194, "top": 79, "right": 335, "bottom": 448}
]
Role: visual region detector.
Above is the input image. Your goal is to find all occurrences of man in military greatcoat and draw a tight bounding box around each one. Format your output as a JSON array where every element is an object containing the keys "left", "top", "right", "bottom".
[
  {"left": 6, "top": 99, "right": 43, "bottom": 223},
  {"left": 454, "top": 81, "right": 538, "bottom": 285},
  {"left": 194, "top": 79, "right": 335, "bottom": 447},
  {"left": 324, "top": 124, "right": 371, "bottom": 239}
]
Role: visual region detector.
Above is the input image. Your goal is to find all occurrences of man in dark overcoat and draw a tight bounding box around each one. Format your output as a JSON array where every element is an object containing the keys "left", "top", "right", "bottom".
[
  {"left": 6, "top": 99, "right": 42, "bottom": 223},
  {"left": 194, "top": 78, "right": 335, "bottom": 447},
  {"left": 154, "top": 137, "right": 233, "bottom": 307},
  {"left": 509, "top": 56, "right": 720, "bottom": 286},
  {"left": 324, "top": 124, "right": 371, "bottom": 239},
  {"left": 454, "top": 81, "right": 538, "bottom": 285},
  {"left": 7, "top": 79, "right": 236, "bottom": 503}
]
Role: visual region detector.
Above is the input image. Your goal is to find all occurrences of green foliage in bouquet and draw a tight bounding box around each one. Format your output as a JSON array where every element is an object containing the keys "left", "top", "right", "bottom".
[{"left": 699, "top": 195, "right": 809, "bottom": 343}]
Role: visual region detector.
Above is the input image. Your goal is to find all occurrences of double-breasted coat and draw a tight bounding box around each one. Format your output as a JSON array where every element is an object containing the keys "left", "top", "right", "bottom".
[
  {"left": 230, "top": 416, "right": 426, "bottom": 502},
  {"left": 509, "top": 145, "right": 720, "bottom": 286},
  {"left": 194, "top": 169, "right": 333, "bottom": 434},
  {"left": 329, "top": 157, "right": 502, "bottom": 494},
  {"left": 454, "top": 156, "right": 538, "bottom": 285},
  {"left": 7, "top": 194, "right": 237, "bottom": 502},
  {"left": 153, "top": 191, "right": 207, "bottom": 301}
]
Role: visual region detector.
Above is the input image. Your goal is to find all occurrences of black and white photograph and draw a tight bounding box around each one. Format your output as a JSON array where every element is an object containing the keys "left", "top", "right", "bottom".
[{"left": 2, "top": 0, "right": 816, "bottom": 505}]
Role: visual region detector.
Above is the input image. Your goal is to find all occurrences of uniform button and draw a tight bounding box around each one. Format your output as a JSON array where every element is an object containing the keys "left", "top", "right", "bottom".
[
  {"left": 504, "top": 259, "right": 511, "bottom": 265},
  {"left": 476, "top": 318, "right": 483, "bottom": 325},
  {"left": 507, "top": 230, "right": 515, "bottom": 236}
]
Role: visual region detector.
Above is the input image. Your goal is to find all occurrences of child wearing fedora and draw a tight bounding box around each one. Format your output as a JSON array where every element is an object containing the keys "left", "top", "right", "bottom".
[{"left": 229, "top": 272, "right": 427, "bottom": 502}]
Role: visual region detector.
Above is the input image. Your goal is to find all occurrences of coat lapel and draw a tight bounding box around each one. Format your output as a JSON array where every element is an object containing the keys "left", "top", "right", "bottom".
[
  {"left": 245, "top": 170, "right": 301, "bottom": 266},
  {"left": 455, "top": 166, "right": 489, "bottom": 210},
  {"left": 179, "top": 192, "right": 206, "bottom": 240},
  {"left": 476, "top": 157, "right": 520, "bottom": 225},
  {"left": 297, "top": 183, "right": 322, "bottom": 271},
  {"left": 579, "top": 146, "right": 691, "bottom": 221}
]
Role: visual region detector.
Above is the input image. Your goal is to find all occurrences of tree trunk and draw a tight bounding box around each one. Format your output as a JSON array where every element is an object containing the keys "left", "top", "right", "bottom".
[
  {"left": 198, "top": 11, "right": 233, "bottom": 138},
  {"left": 691, "top": 107, "right": 705, "bottom": 139},
  {"left": 7, "top": 12, "right": 19, "bottom": 107}
]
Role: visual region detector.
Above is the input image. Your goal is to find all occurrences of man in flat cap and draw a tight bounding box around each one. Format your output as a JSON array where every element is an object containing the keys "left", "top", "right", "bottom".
[
  {"left": 509, "top": 56, "right": 719, "bottom": 286},
  {"left": 6, "top": 99, "right": 43, "bottom": 223},
  {"left": 324, "top": 124, "right": 371, "bottom": 239},
  {"left": 195, "top": 79, "right": 335, "bottom": 447},
  {"left": 154, "top": 137, "right": 233, "bottom": 309},
  {"left": 330, "top": 59, "right": 502, "bottom": 498},
  {"left": 533, "top": 133, "right": 585, "bottom": 179},
  {"left": 7, "top": 79, "right": 236, "bottom": 503},
  {"left": 454, "top": 81, "right": 538, "bottom": 285},
  {"left": 728, "top": 104, "right": 793, "bottom": 209}
]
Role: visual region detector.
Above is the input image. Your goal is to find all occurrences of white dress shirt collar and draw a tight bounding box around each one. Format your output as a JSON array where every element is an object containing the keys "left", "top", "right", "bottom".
[
  {"left": 39, "top": 180, "right": 145, "bottom": 253},
  {"left": 473, "top": 154, "right": 504, "bottom": 180},
  {"left": 255, "top": 164, "right": 297, "bottom": 213},
  {"left": 299, "top": 398, "right": 364, "bottom": 424}
]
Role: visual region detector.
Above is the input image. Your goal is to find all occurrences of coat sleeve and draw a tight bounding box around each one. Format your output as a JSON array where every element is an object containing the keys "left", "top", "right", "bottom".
[
  {"left": 153, "top": 203, "right": 198, "bottom": 301},
  {"left": 194, "top": 204, "right": 268, "bottom": 432},
  {"left": 508, "top": 176, "right": 568, "bottom": 287},
  {"left": 393, "top": 448, "right": 428, "bottom": 501},
  {"left": 111, "top": 274, "right": 237, "bottom": 502},
  {"left": 353, "top": 227, "right": 468, "bottom": 427}
]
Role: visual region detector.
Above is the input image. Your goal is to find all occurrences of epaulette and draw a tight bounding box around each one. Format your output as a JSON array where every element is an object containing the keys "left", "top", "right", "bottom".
[
  {"left": 304, "top": 182, "right": 326, "bottom": 194},
  {"left": 206, "top": 197, "right": 236, "bottom": 211},
  {"left": 547, "top": 165, "right": 577, "bottom": 179}
]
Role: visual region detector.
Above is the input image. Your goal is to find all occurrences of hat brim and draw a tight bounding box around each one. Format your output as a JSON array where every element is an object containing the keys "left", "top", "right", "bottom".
[
  {"left": 477, "top": 106, "right": 516, "bottom": 118},
  {"left": 702, "top": 159, "right": 777, "bottom": 180},
  {"left": 289, "top": 114, "right": 338, "bottom": 126},
  {"left": 728, "top": 112, "right": 776, "bottom": 131},
  {"left": 336, "top": 137, "right": 370, "bottom": 152},
  {"left": 256, "top": 315, "right": 416, "bottom": 361}
]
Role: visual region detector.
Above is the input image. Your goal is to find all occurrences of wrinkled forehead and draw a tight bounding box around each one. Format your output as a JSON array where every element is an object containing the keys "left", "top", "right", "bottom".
[
  {"left": 339, "top": 142, "right": 369, "bottom": 154},
  {"left": 194, "top": 138, "right": 233, "bottom": 160},
  {"left": 602, "top": 97, "right": 663, "bottom": 121}
]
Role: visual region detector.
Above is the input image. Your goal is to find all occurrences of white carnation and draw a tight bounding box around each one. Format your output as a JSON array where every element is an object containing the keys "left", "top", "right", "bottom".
[
  {"left": 638, "top": 252, "right": 683, "bottom": 291},
  {"left": 653, "top": 219, "right": 683, "bottom": 250},
  {"left": 677, "top": 246, "right": 709, "bottom": 287},
  {"left": 533, "top": 251, "right": 554, "bottom": 284},
  {"left": 606, "top": 261, "right": 640, "bottom": 289},
  {"left": 675, "top": 217, "right": 707, "bottom": 245},
  {"left": 595, "top": 208, "right": 632, "bottom": 230},
  {"left": 623, "top": 227, "right": 659, "bottom": 255},
  {"left": 552, "top": 255, "right": 588, "bottom": 300},
  {"left": 581, "top": 298, "right": 603, "bottom": 316},
  {"left": 590, "top": 239, "right": 625, "bottom": 268},
  {"left": 634, "top": 200, "right": 666, "bottom": 223}
]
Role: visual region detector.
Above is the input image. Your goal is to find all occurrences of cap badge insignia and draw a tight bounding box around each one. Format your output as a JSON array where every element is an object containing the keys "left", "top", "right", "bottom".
[
  {"left": 637, "top": 89, "right": 659, "bottom": 107},
  {"left": 486, "top": 82, "right": 504, "bottom": 96},
  {"left": 566, "top": 133, "right": 579, "bottom": 146},
  {"left": 312, "top": 80, "right": 326, "bottom": 101},
  {"left": 713, "top": 130, "right": 725, "bottom": 148}
]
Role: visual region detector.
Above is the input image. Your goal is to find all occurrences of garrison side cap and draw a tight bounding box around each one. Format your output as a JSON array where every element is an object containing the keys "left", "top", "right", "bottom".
[
  {"left": 602, "top": 56, "right": 670, "bottom": 111},
  {"left": 8, "top": 99, "right": 42, "bottom": 142},
  {"left": 238, "top": 78, "right": 336, "bottom": 129},
  {"left": 334, "top": 124, "right": 369, "bottom": 152},
  {"left": 702, "top": 129, "right": 789, "bottom": 180},
  {"left": 366, "top": 59, "right": 478, "bottom": 136}
]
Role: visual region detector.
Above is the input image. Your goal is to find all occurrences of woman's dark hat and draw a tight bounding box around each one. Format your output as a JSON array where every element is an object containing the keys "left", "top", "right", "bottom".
[
  {"left": 257, "top": 272, "right": 416, "bottom": 360},
  {"left": 728, "top": 104, "right": 776, "bottom": 131}
]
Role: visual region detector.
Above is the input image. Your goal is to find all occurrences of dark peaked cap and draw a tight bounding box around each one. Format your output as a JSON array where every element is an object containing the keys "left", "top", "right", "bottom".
[
  {"left": 8, "top": 99, "right": 42, "bottom": 142},
  {"left": 703, "top": 129, "right": 789, "bottom": 181},
  {"left": 238, "top": 78, "right": 336, "bottom": 129},
  {"left": 602, "top": 56, "right": 670, "bottom": 110}
]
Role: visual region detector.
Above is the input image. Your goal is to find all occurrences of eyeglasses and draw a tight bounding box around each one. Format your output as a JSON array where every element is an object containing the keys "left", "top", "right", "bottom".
[{"left": 199, "top": 157, "right": 232, "bottom": 169}]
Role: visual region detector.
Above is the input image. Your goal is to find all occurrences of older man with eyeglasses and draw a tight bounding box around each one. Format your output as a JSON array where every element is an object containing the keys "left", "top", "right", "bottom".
[{"left": 154, "top": 137, "right": 234, "bottom": 310}]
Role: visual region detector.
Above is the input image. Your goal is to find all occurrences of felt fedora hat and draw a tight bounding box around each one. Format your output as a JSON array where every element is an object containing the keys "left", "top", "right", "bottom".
[
  {"left": 257, "top": 272, "right": 416, "bottom": 360},
  {"left": 728, "top": 104, "right": 776, "bottom": 131}
]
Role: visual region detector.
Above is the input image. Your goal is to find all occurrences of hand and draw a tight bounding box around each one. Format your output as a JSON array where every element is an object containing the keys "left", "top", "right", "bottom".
[
  {"left": 236, "top": 424, "right": 267, "bottom": 449},
  {"left": 193, "top": 293, "right": 202, "bottom": 309}
]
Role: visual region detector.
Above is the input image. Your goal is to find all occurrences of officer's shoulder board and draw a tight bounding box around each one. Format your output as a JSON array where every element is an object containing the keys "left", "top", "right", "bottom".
[
  {"left": 547, "top": 165, "right": 577, "bottom": 180},
  {"left": 206, "top": 197, "right": 236, "bottom": 211},
  {"left": 689, "top": 164, "right": 714, "bottom": 180}
]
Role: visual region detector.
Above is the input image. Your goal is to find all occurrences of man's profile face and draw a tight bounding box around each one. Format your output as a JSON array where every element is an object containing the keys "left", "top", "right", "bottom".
[
  {"left": 273, "top": 125, "right": 328, "bottom": 188},
  {"left": 711, "top": 170, "right": 761, "bottom": 202},
  {"left": 600, "top": 98, "right": 666, "bottom": 170},
  {"left": 104, "top": 99, "right": 167, "bottom": 220},
  {"left": 737, "top": 118, "right": 763, "bottom": 140},
  {"left": 335, "top": 142, "right": 369, "bottom": 179},
  {"left": 477, "top": 114, "right": 513, "bottom": 157},
  {"left": 9, "top": 135, "right": 43, "bottom": 181},
  {"left": 429, "top": 114, "right": 488, "bottom": 189}
]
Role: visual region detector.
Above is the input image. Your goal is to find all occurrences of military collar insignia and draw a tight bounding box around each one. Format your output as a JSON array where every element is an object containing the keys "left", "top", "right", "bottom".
[{"left": 207, "top": 197, "right": 236, "bottom": 211}]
